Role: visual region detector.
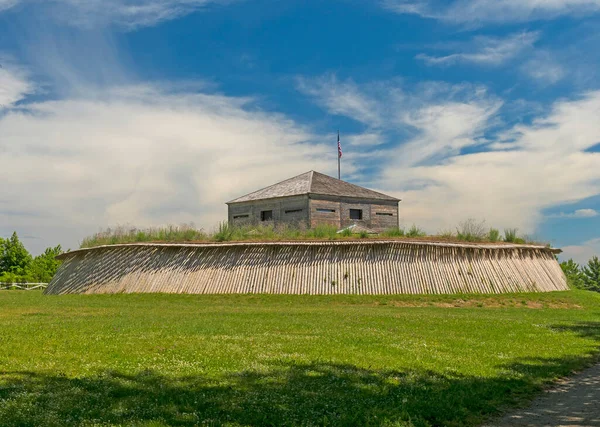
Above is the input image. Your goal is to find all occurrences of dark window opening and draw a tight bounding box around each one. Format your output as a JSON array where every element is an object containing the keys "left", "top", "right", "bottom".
[
  {"left": 376, "top": 212, "right": 393, "bottom": 216},
  {"left": 233, "top": 214, "right": 249, "bottom": 219},
  {"left": 349, "top": 209, "right": 363, "bottom": 220},
  {"left": 261, "top": 210, "right": 273, "bottom": 221},
  {"left": 316, "top": 208, "right": 336, "bottom": 213},
  {"left": 285, "top": 209, "right": 303, "bottom": 214}
]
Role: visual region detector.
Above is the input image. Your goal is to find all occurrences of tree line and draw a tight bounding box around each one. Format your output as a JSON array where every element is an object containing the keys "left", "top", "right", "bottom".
[
  {"left": 0, "top": 232, "right": 63, "bottom": 283},
  {"left": 560, "top": 256, "right": 600, "bottom": 292}
]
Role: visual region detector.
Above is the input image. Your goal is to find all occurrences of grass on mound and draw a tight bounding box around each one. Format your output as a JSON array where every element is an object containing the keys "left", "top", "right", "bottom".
[
  {"left": 80, "top": 220, "right": 543, "bottom": 249},
  {"left": 1, "top": 290, "right": 600, "bottom": 426}
]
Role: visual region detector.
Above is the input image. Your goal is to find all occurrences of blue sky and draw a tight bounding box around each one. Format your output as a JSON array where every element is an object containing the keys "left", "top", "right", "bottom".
[{"left": 1, "top": 0, "right": 599, "bottom": 263}]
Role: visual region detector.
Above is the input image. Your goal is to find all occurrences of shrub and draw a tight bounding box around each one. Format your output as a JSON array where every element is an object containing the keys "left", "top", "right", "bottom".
[
  {"left": 339, "top": 228, "right": 353, "bottom": 237},
  {"left": 214, "top": 222, "right": 234, "bottom": 242},
  {"left": 135, "top": 231, "right": 149, "bottom": 242},
  {"left": 487, "top": 228, "right": 500, "bottom": 242},
  {"left": 78, "top": 222, "right": 548, "bottom": 250},
  {"left": 306, "top": 224, "right": 339, "bottom": 240},
  {"left": 503, "top": 228, "right": 519, "bottom": 243},
  {"left": 406, "top": 225, "right": 426, "bottom": 238},
  {"left": 241, "top": 225, "right": 272, "bottom": 240},
  {"left": 382, "top": 227, "right": 405, "bottom": 237},
  {"left": 0, "top": 272, "right": 31, "bottom": 284},
  {"left": 438, "top": 229, "right": 455, "bottom": 239},
  {"left": 519, "top": 235, "right": 549, "bottom": 246},
  {"left": 81, "top": 224, "right": 207, "bottom": 247},
  {"left": 279, "top": 224, "right": 303, "bottom": 239},
  {"left": 456, "top": 219, "right": 487, "bottom": 242}
]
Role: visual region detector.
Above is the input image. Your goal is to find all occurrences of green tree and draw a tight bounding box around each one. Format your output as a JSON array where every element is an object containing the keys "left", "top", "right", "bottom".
[
  {"left": 560, "top": 259, "right": 585, "bottom": 289},
  {"left": 581, "top": 256, "right": 600, "bottom": 292},
  {"left": 28, "top": 245, "right": 63, "bottom": 282},
  {"left": 0, "top": 232, "right": 32, "bottom": 275}
]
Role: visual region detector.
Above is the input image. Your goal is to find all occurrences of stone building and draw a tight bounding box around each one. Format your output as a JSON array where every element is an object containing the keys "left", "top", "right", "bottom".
[{"left": 226, "top": 171, "right": 400, "bottom": 231}]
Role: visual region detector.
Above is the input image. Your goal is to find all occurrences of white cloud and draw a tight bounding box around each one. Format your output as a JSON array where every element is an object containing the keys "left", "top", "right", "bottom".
[
  {"left": 384, "top": 91, "right": 600, "bottom": 234},
  {"left": 0, "top": 62, "right": 34, "bottom": 108},
  {"left": 562, "top": 237, "right": 600, "bottom": 264},
  {"left": 300, "top": 75, "right": 600, "bottom": 238},
  {"left": 572, "top": 209, "right": 599, "bottom": 217},
  {"left": 383, "top": 0, "right": 600, "bottom": 24},
  {"left": 0, "top": 0, "right": 235, "bottom": 28},
  {"left": 548, "top": 208, "right": 599, "bottom": 218},
  {"left": 417, "top": 31, "right": 539, "bottom": 66},
  {"left": 344, "top": 132, "right": 385, "bottom": 147},
  {"left": 521, "top": 51, "right": 566, "bottom": 84},
  {"left": 397, "top": 98, "right": 501, "bottom": 166},
  {"left": 300, "top": 76, "right": 500, "bottom": 163},
  {"left": 0, "top": 82, "right": 338, "bottom": 254},
  {"left": 0, "top": 0, "right": 19, "bottom": 11},
  {"left": 296, "top": 75, "right": 385, "bottom": 127}
]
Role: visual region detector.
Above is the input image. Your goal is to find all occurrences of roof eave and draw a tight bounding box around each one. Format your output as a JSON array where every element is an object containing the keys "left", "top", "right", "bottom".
[
  {"left": 227, "top": 192, "right": 310, "bottom": 204},
  {"left": 308, "top": 192, "right": 401, "bottom": 203},
  {"left": 229, "top": 193, "right": 402, "bottom": 204}
]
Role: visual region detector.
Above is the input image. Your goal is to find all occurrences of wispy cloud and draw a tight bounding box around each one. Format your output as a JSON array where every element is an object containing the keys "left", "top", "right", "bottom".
[
  {"left": 396, "top": 98, "right": 501, "bottom": 166},
  {"left": 383, "top": 0, "right": 600, "bottom": 24},
  {"left": 0, "top": 60, "right": 34, "bottom": 109},
  {"left": 345, "top": 133, "right": 385, "bottom": 147},
  {"left": 298, "top": 76, "right": 500, "bottom": 164},
  {"left": 296, "top": 75, "right": 385, "bottom": 127},
  {"left": 521, "top": 51, "right": 566, "bottom": 84},
  {"left": 384, "top": 91, "right": 600, "bottom": 233},
  {"left": 0, "top": 0, "right": 236, "bottom": 29},
  {"left": 300, "top": 75, "right": 600, "bottom": 237},
  {"left": 417, "top": 31, "right": 539, "bottom": 66},
  {"left": 0, "top": 77, "right": 341, "bottom": 253},
  {"left": 0, "top": 0, "right": 19, "bottom": 12},
  {"left": 548, "top": 208, "right": 599, "bottom": 218}
]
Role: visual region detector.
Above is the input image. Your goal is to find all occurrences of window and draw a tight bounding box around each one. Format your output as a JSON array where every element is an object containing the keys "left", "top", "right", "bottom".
[
  {"left": 316, "top": 208, "right": 336, "bottom": 213},
  {"left": 349, "top": 209, "right": 363, "bottom": 220},
  {"left": 233, "top": 214, "right": 249, "bottom": 219},
  {"left": 376, "top": 212, "right": 393, "bottom": 216},
  {"left": 285, "top": 209, "right": 303, "bottom": 214},
  {"left": 261, "top": 210, "right": 273, "bottom": 221}
]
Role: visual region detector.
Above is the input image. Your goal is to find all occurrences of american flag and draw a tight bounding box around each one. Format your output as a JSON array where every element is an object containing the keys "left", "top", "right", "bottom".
[{"left": 337, "top": 131, "right": 342, "bottom": 158}]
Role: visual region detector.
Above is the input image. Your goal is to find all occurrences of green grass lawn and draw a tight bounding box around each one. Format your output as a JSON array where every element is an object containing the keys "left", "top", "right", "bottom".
[{"left": 1, "top": 291, "right": 600, "bottom": 426}]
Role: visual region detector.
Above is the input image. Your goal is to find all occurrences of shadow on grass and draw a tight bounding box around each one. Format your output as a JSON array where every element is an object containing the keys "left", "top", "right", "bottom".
[{"left": 1, "top": 322, "right": 600, "bottom": 427}]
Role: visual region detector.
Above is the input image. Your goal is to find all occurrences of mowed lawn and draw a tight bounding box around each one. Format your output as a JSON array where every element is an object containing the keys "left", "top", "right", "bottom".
[{"left": 1, "top": 291, "right": 600, "bottom": 426}]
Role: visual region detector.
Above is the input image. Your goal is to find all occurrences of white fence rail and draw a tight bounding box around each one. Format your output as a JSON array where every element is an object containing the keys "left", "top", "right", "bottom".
[{"left": 0, "top": 282, "right": 48, "bottom": 290}]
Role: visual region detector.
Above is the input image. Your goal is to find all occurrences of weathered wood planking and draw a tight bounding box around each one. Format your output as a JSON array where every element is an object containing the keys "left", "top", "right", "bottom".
[
  {"left": 45, "top": 241, "right": 567, "bottom": 295},
  {"left": 227, "top": 171, "right": 400, "bottom": 231}
]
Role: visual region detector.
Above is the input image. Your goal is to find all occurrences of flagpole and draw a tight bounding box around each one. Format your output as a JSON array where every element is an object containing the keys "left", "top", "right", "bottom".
[{"left": 337, "top": 130, "right": 341, "bottom": 180}]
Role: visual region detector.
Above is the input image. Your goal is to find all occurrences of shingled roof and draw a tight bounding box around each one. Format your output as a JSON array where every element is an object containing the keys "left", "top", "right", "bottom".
[{"left": 227, "top": 171, "right": 400, "bottom": 203}]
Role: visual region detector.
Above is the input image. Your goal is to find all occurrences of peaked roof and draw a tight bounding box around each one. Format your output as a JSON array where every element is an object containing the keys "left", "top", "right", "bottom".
[{"left": 227, "top": 171, "right": 400, "bottom": 204}]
